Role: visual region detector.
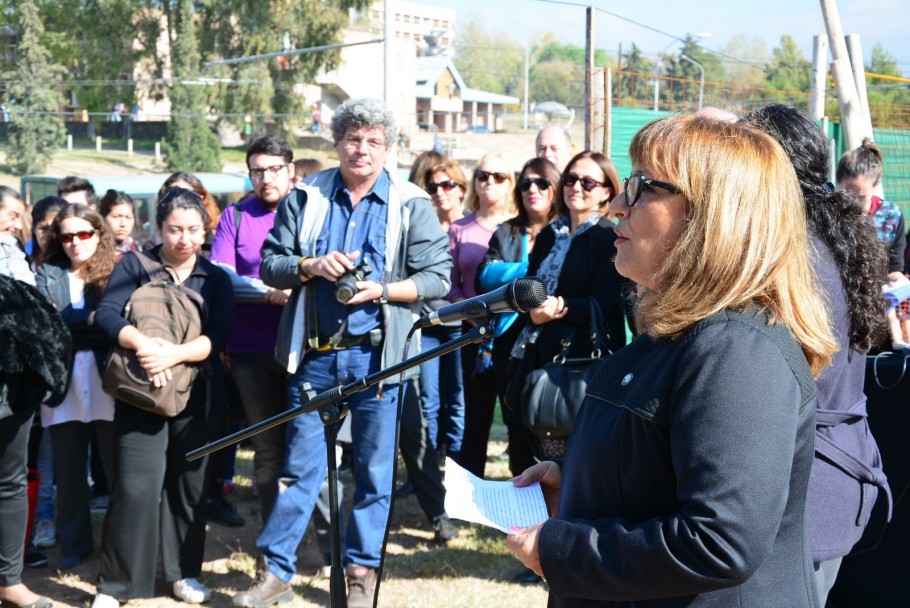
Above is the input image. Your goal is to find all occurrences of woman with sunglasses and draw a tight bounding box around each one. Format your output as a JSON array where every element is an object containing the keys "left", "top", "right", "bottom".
[
  {"left": 34, "top": 204, "right": 119, "bottom": 571},
  {"left": 451, "top": 152, "right": 517, "bottom": 477},
  {"left": 507, "top": 115, "right": 837, "bottom": 607},
  {"left": 90, "top": 188, "right": 233, "bottom": 608},
  {"left": 509, "top": 151, "right": 627, "bottom": 461},
  {"left": 477, "top": 157, "right": 560, "bottom": 480},
  {"left": 419, "top": 159, "right": 469, "bottom": 462}
]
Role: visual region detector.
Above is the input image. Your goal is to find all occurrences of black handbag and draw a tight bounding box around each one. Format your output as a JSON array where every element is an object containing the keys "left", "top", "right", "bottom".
[{"left": 520, "top": 299, "right": 608, "bottom": 439}]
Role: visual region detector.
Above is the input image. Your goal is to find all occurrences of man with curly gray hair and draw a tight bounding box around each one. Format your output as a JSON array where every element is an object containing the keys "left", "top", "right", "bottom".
[{"left": 232, "top": 97, "right": 452, "bottom": 608}]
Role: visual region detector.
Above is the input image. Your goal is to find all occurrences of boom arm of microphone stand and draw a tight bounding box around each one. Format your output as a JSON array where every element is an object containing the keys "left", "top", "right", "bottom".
[{"left": 186, "top": 323, "right": 495, "bottom": 461}]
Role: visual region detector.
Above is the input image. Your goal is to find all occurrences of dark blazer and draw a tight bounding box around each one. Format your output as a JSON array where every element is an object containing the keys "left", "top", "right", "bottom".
[
  {"left": 35, "top": 261, "right": 110, "bottom": 363},
  {"left": 526, "top": 217, "right": 627, "bottom": 362},
  {"left": 539, "top": 307, "right": 820, "bottom": 607}
]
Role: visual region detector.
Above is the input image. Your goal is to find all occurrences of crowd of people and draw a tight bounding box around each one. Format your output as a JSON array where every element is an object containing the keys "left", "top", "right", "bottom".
[{"left": 0, "top": 96, "right": 902, "bottom": 608}]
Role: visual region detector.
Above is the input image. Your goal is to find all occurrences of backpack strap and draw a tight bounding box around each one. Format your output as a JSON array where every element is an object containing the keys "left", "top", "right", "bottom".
[
  {"left": 232, "top": 202, "right": 242, "bottom": 246},
  {"left": 133, "top": 251, "right": 170, "bottom": 283}
]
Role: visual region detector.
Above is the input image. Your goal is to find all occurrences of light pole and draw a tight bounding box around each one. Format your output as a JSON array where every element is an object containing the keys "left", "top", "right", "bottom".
[
  {"left": 679, "top": 54, "right": 705, "bottom": 110},
  {"left": 652, "top": 33, "right": 710, "bottom": 112}
]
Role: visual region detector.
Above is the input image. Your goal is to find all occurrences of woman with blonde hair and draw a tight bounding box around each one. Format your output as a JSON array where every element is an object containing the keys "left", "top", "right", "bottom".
[
  {"left": 450, "top": 152, "right": 516, "bottom": 477},
  {"left": 507, "top": 114, "right": 836, "bottom": 607}
]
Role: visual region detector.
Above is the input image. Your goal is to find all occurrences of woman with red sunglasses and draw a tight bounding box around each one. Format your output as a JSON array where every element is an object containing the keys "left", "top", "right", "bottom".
[
  {"left": 450, "top": 152, "right": 517, "bottom": 478},
  {"left": 34, "top": 204, "right": 119, "bottom": 571}
]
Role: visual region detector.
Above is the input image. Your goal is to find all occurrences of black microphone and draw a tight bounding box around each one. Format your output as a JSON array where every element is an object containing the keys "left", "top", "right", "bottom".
[{"left": 416, "top": 277, "right": 547, "bottom": 329}]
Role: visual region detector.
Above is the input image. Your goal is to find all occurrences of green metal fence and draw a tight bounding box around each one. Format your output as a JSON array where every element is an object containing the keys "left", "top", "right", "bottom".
[{"left": 609, "top": 107, "right": 910, "bottom": 218}]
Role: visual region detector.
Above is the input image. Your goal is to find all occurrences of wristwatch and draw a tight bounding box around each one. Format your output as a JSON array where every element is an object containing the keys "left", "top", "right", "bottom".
[
  {"left": 377, "top": 282, "right": 389, "bottom": 305},
  {"left": 297, "top": 256, "right": 313, "bottom": 281}
]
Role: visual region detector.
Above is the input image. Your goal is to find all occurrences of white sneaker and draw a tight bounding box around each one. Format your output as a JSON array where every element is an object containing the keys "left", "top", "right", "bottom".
[
  {"left": 33, "top": 519, "right": 56, "bottom": 549},
  {"left": 172, "top": 578, "right": 212, "bottom": 604},
  {"left": 91, "top": 593, "right": 119, "bottom": 608}
]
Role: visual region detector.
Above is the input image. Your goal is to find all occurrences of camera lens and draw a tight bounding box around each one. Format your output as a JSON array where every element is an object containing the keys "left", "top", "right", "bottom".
[{"left": 335, "top": 281, "right": 356, "bottom": 303}]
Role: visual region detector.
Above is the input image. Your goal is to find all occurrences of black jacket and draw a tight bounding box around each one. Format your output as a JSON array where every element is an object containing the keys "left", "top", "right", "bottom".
[
  {"left": 0, "top": 275, "right": 72, "bottom": 419},
  {"left": 35, "top": 261, "right": 110, "bottom": 371},
  {"left": 526, "top": 218, "right": 627, "bottom": 362},
  {"left": 539, "top": 307, "right": 819, "bottom": 607}
]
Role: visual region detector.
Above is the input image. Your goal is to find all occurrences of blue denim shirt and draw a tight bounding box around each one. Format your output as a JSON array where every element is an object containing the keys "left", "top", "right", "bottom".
[{"left": 314, "top": 170, "right": 389, "bottom": 338}]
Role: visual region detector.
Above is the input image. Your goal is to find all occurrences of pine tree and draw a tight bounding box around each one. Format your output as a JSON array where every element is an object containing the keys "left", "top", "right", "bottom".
[
  {"left": 164, "top": 0, "right": 222, "bottom": 173},
  {"left": 4, "top": 1, "right": 66, "bottom": 175}
]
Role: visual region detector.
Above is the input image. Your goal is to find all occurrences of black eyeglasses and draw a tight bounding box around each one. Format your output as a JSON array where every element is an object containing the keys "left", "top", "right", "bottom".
[
  {"left": 474, "top": 170, "right": 509, "bottom": 184},
  {"left": 518, "top": 177, "right": 552, "bottom": 192},
  {"left": 249, "top": 164, "right": 289, "bottom": 180},
  {"left": 562, "top": 172, "right": 605, "bottom": 192},
  {"left": 427, "top": 180, "right": 459, "bottom": 193},
  {"left": 621, "top": 173, "right": 682, "bottom": 207},
  {"left": 59, "top": 230, "right": 96, "bottom": 244}
]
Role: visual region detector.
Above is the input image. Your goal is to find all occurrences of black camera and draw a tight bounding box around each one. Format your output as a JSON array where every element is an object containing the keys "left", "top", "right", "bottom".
[{"left": 334, "top": 261, "right": 373, "bottom": 304}]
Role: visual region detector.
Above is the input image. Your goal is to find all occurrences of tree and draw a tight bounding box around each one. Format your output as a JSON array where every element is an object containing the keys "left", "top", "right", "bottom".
[
  {"left": 453, "top": 20, "right": 524, "bottom": 97},
  {"left": 530, "top": 59, "right": 584, "bottom": 107},
  {"left": 0, "top": 0, "right": 161, "bottom": 115},
  {"left": 618, "top": 43, "right": 654, "bottom": 102},
  {"left": 721, "top": 35, "right": 768, "bottom": 87},
  {"left": 3, "top": 1, "right": 66, "bottom": 174},
  {"left": 765, "top": 35, "right": 811, "bottom": 92},
  {"left": 196, "top": 0, "right": 372, "bottom": 137},
  {"left": 163, "top": 0, "right": 221, "bottom": 173}
]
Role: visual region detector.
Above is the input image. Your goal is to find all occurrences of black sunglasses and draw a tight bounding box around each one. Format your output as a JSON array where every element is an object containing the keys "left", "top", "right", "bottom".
[
  {"left": 59, "top": 229, "right": 96, "bottom": 244},
  {"left": 427, "top": 180, "right": 459, "bottom": 193},
  {"left": 621, "top": 173, "right": 682, "bottom": 207},
  {"left": 474, "top": 170, "right": 509, "bottom": 184},
  {"left": 518, "top": 177, "right": 552, "bottom": 192},
  {"left": 563, "top": 172, "right": 605, "bottom": 192}
]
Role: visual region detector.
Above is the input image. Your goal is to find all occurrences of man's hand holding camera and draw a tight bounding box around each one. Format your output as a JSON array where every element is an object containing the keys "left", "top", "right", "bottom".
[{"left": 299, "top": 249, "right": 384, "bottom": 305}]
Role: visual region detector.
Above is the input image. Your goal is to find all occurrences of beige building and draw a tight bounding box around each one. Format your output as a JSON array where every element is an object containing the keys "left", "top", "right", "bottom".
[{"left": 364, "top": 0, "right": 456, "bottom": 54}]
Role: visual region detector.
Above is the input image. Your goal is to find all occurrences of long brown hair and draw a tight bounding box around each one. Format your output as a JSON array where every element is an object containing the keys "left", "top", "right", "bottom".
[
  {"left": 629, "top": 114, "right": 836, "bottom": 377},
  {"left": 38, "top": 204, "right": 119, "bottom": 305}
]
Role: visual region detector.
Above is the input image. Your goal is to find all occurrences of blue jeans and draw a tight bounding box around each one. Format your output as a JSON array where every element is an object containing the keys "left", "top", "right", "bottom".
[
  {"left": 256, "top": 345, "right": 399, "bottom": 581},
  {"left": 418, "top": 325, "right": 465, "bottom": 456}
]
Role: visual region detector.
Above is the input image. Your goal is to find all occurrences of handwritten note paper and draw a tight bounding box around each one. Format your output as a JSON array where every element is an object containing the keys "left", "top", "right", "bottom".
[{"left": 443, "top": 457, "right": 549, "bottom": 533}]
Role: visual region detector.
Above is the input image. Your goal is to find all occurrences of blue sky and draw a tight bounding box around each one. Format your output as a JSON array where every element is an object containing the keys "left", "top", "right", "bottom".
[{"left": 416, "top": 0, "right": 910, "bottom": 75}]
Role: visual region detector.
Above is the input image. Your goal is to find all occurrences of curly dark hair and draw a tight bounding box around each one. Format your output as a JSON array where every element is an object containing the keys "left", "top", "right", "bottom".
[
  {"left": 743, "top": 104, "right": 888, "bottom": 352},
  {"left": 37, "top": 203, "right": 119, "bottom": 306}
]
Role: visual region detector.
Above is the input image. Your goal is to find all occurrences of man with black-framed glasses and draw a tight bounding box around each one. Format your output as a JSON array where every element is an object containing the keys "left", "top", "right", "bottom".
[{"left": 210, "top": 135, "right": 296, "bottom": 531}]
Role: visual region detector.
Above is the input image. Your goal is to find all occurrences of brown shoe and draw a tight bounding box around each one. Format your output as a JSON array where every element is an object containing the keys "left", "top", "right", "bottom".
[
  {"left": 232, "top": 558, "right": 293, "bottom": 608},
  {"left": 346, "top": 564, "right": 377, "bottom": 608}
]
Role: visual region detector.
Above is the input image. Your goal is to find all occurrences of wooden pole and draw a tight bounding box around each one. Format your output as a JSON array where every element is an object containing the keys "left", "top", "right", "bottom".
[
  {"left": 584, "top": 5, "right": 594, "bottom": 151},
  {"left": 809, "top": 35, "right": 828, "bottom": 120},
  {"left": 819, "top": 0, "right": 869, "bottom": 148},
  {"left": 845, "top": 34, "right": 871, "bottom": 128},
  {"left": 604, "top": 67, "right": 612, "bottom": 157}
]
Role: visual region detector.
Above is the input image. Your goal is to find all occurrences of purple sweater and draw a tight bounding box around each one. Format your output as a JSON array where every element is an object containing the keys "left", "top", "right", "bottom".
[
  {"left": 448, "top": 214, "right": 494, "bottom": 302},
  {"left": 809, "top": 234, "right": 890, "bottom": 562},
  {"left": 210, "top": 196, "right": 284, "bottom": 354}
]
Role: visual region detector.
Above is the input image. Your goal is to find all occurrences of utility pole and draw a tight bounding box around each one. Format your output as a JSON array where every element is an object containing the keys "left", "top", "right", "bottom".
[
  {"left": 809, "top": 35, "right": 828, "bottom": 120},
  {"left": 585, "top": 4, "right": 594, "bottom": 150}
]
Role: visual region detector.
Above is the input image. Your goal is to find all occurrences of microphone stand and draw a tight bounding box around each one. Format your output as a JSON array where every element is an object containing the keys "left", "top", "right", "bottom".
[{"left": 187, "top": 323, "right": 495, "bottom": 608}]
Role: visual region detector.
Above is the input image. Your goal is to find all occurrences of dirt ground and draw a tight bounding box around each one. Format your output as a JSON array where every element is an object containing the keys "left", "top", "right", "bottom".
[{"left": 21, "top": 445, "right": 546, "bottom": 608}]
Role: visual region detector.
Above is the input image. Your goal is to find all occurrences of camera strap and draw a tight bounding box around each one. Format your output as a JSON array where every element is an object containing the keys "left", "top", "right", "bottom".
[{"left": 317, "top": 316, "right": 350, "bottom": 352}]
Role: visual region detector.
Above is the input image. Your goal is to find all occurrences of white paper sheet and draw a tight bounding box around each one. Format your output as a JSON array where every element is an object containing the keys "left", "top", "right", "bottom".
[{"left": 443, "top": 457, "right": 549, "bottom": 534}]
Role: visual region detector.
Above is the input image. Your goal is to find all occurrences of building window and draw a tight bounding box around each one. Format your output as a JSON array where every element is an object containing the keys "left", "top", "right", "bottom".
[{"left": 395, "top": 13, "right": 401, "bottom": 21}]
